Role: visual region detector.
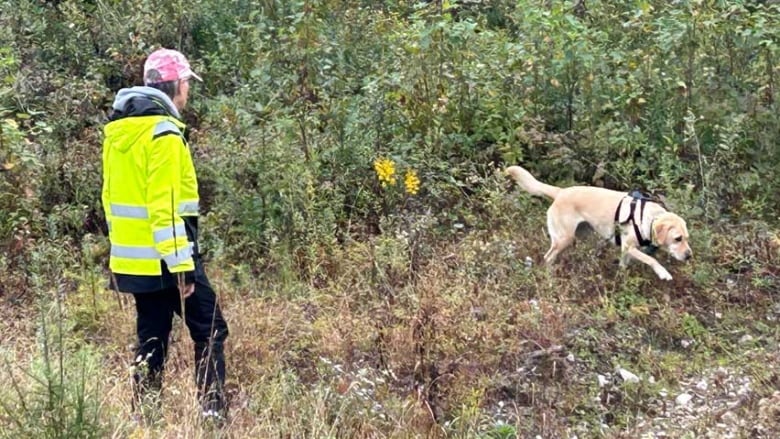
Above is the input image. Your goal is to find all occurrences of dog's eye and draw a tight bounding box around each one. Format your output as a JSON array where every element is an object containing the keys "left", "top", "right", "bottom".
[{"left": 675, "top": 236, "right": 683, "bottom": 242}]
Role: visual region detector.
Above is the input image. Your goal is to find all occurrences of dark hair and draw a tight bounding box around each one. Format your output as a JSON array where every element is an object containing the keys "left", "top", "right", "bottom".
[{"left": 147, "top": 80, "right": 178, "bottom": 100}]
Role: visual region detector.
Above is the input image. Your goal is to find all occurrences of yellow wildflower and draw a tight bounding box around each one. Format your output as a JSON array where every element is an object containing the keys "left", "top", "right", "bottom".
[
  {"left": 373, "top": 158, "right": 396, "bottom": 187},
  {"left": 404, "top": 169, "right": 420, "bottom": 195}
]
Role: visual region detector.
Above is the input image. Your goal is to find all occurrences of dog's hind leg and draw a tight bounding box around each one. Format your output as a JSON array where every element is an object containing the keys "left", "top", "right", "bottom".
[
  {"left": 544, "top": 237, "right": 572, "bottom": 264},
  {"left": 544, "top": 221, "right": 574, "bottom": 264},
  {"left": 543, "top": 206, "right": 575, "bottom": 264}
]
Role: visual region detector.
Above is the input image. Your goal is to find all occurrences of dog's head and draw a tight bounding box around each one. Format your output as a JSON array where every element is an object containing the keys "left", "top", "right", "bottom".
[{"left": 652, "top": 212, "right": 692, "bottom": 261}]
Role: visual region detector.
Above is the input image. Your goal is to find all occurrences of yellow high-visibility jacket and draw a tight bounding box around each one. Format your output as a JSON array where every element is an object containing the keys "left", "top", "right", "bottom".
[{"left": 102, "top": 87, "right": 199, "bottom": 288}]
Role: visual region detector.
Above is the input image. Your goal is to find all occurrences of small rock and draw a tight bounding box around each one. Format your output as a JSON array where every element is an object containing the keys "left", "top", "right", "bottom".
[
  {"left": 695, "top": 379, "right": 708, "bottom": 391},
  {"left": 597, "top": 374, "right": 609, "bottom": 387},
  {"left": 676, "top": 393, "right": 694, "bottom": 406},
  {"left": 618, "top": 367, "right": 640, "bottom": 383},
  {"left": 681, "top": 339, "right": 694, "bottom": 348},
  {"left": 739, "top": 334, "right": 754, "bottom": 344},
  {"left": 721, "top": 411, "right": 738, "bottom": 424}
]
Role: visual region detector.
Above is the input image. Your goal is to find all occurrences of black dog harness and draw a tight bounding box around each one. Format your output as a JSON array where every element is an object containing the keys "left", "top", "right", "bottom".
[{"left": 613, "top": 190, "right": 658, "bottom": 249}]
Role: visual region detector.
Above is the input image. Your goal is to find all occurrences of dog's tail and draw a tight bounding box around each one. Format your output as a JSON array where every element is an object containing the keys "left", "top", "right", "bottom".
[{"left": 505, "top": 165, "right": 561, "bottom": 200}]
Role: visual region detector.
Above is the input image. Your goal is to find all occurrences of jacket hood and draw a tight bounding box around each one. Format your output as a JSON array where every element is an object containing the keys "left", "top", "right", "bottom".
[
  {"left": 104, "top": 87, "right": 182, "bottom": 153},
  {"left": 111, "top": 86, "right": 181, "bottom": 119}
]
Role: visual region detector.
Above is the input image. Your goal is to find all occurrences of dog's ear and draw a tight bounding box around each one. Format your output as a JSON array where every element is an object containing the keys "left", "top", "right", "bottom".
[
  {"left": 679, "top": 218, "right": 689, "bottom": 238},
  {"left": 653, "top": 219, "right": 670, "bottom": 244}
]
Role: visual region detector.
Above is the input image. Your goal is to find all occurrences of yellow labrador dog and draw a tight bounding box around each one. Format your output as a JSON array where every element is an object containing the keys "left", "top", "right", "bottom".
[{"left": 506, "top": 165, "right": 691, "bottom": 280}]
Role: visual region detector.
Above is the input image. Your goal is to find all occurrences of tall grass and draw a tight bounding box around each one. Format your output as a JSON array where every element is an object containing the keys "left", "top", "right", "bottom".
[{"left": 0, "top": 297, "right": 105, "bottom": 438}]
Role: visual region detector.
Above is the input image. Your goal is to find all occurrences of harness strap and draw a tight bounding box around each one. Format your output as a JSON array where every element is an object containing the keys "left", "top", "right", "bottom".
[
  {"left": 613, "top": 199, "right": 624, "bottom": 246},
  {"left": 614, "top": 193, "right": 654, "bottom": 248}
]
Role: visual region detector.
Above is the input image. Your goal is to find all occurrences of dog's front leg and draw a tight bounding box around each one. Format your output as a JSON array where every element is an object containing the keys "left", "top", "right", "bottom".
[{"left": 624, "top": 247, "right": 673, "bottom": 280}]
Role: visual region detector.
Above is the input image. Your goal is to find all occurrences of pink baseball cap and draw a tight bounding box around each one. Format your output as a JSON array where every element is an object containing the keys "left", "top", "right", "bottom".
[{"left": 143, "top": 48, "right": 203, "bottom": 85}]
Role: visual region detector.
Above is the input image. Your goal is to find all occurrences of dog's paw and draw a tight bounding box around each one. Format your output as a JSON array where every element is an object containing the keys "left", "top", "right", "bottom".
[{"left": 655, "top": 267, "right": 673, "bottom": 281}]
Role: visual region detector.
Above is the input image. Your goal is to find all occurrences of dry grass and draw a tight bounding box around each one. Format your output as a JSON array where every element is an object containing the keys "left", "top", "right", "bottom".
[{"left": 0, "top": 217, "right": 778, "bottom": 438}]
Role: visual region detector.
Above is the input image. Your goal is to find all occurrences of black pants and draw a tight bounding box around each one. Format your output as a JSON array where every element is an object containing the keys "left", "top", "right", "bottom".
[{"left": 132, "top": 277, "right": 229, "bottom": 413}]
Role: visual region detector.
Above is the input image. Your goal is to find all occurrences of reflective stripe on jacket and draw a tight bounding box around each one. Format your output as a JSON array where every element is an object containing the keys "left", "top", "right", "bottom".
[{"left": 102, "top": 97, "right": 199, "bottom": 279}]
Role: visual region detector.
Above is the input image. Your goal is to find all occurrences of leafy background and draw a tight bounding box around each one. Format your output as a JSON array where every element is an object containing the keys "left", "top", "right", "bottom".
[{"left": 1, "top": 0, "right": 778, "bottom": 437}]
